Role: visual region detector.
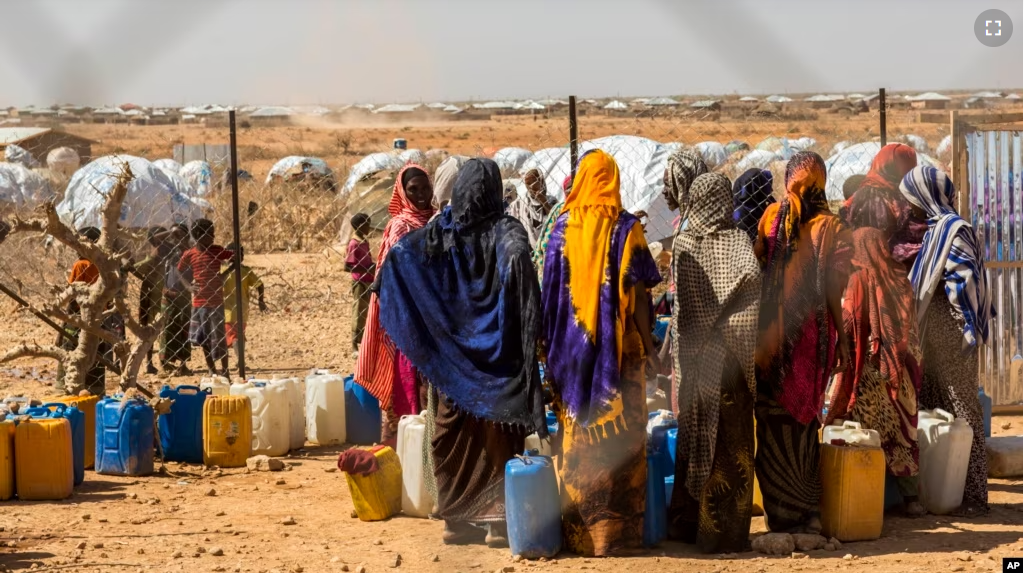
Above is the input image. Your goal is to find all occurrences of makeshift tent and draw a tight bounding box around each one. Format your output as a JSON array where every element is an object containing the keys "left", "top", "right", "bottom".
[
  {"left": 180, "top": 160, "right": 214, "bottom": 197},
  {"left": 897, "top": 134, "right": 929, "bottom": 154},
  {"left": 340, "top": 152, "right": 407, "bottom": 195},
  {"left": 57, "top": 155, "right": 206, "bottom": 229},
  {"left": 4, "top": 144, "right": 38, "bottom": 168},
  {"left": 935, "top": 135, "right": 952, "bottom": 159},
  {"left": 153, "top": 158, "right": 183, "bottom": 174},
  {"left": 493, "top": 148, "right": 534, "bottom": 177},
  {"left": 831, "top": 141, "right": 853, "bottom": 156},
  {"left": 250, "top": 106, "right": 295, "bottom": 117},
  {"left": 0, "top": 162, "right": 54, "bottom": 207},
  {"left": 765, "top": 95, "right": 794, "bottom": 103},
  {"left": 398, "top": 149, "right": 426, "bottom": 166},
  {"left": 824, "top": 142, "right": 942, "bottom": 202},
  {"left": 266, "top": 156, "right": 335, "bottom": 191},
  {"left": 738, "top": 96, "right": 759, "bottom": 102},
  {"left": 734, "top": 149, "right": 782, "bottom": 173},
  {"left": 603, "top": 100, "right": 628, "bottom": 110},
  {"left": 791, "top": 137, "right": 818, "bottom": 151},
  {"left": 694, "top": 141, "right": 727, "bottom": 169},
  {"left": 46, "top": 147, "right": 80, "bottom": 177},
  {"left": 519, "top": 135, "right": 677, "bottom": 241},
  {"left": 724, "top": 140, "right": 751, "bottom": 156}
]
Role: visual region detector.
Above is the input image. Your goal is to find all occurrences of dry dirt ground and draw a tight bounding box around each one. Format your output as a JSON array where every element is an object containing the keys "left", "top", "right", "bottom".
[{"left": 0, "top": 118, "right": 1021, "bottom": 572}]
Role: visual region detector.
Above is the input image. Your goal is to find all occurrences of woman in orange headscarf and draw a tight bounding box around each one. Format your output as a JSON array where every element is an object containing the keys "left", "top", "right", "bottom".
[
  {"left": 842, "top": 143, "right": 921, "bottom": 264},
  {"left": 754, "top": 151, "right": 852, "bottom": 534},
  {"left": 354, "top": 164, "right": 435, "bottom": 443}
]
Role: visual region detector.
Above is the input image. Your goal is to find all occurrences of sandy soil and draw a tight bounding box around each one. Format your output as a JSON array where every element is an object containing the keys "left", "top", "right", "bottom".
[{"left": 0, "top": 116, "right": 1021, "bottom": 572}]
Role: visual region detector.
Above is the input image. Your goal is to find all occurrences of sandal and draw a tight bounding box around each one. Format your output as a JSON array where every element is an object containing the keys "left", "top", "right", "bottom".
[
  {"left": 485, "top": 523, "right": 509, "bottom": 549},
  {"left": 442, "top": 521, "right": 484, "bottom": 545}
]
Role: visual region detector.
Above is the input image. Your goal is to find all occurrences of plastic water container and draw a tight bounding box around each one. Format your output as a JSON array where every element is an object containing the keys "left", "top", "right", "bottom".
[
  {"left": 342, "top": 446, "right": 402, "bottom": 521},
  {"left": 819, "top": 442, "right": 885, "bottom": 542},
  {"left": 822, "top": 420, "right": 882, "bottom": 447},
  {"left": 273, "top": 378, "right": 305, "bottom": 450},
  {"left": 0, "top": 420, "right": 14, "bottom": 500},
  {"left": 158, "top": 385, "right": 209, "bottom": 463},
  {"left": 48, "top": 394, "right": 99, "bottom": 469},
  {"left": 203, "top": 395, "right": 252, "bottom": 467},
  {"left": 15, "top": 417, "right": 74, "bottom": 500},
  {"left": 25, "top": 403, "right": 85, "bottom": 486},
  {"left": 199, "top": 376, "right": 231, "bottom": 397},
  {"left": 648, "top": 411, "right": 677, "bottom": 479},
  {"left": 643, "top": 451, "right": 667, "bottom": 546},
  {"left": 664, "top": 474, "right": 675, "bottom": 507},
  {"left": 397, "top": 413, "right": 431, "bottom": 518},
  {"left": 345, "top": 375, "right": 381, "bottom": 445},
  {"left": 978, "top": 387, "right": 992, "bottom": 438},
  {"left": 95, "top": 397, "right": 155, "bottom": 477},
  {"left": 917, "top": 408, "right": 973, "bottom": 515},
  {"left": 665, "top": 427, "right": 678, "bottom": 475},
  {"left": 231, "top": 381, "right": 290, "bottom": 457},
  {"left": 505, "top": 452, "right": 562, "bottom": 559},
  {"left": 305, "top": 370, "right": 347, "bottom": 446}
]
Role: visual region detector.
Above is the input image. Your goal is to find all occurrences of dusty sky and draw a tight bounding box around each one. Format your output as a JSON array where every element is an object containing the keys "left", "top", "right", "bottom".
[{"left": 0, "top": 0, "right": 1021, "bottom": 107}]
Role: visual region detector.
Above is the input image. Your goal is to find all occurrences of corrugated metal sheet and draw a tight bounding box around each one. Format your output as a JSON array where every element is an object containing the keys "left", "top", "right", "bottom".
[
  {"left": 0, "top": 127, "right": 50, "bottom": 145},
  {"left": 966, "top": 130, "right": 1023, "bottom": 405}
]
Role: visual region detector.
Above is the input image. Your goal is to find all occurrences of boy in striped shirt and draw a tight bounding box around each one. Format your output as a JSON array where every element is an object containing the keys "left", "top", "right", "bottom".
[{"left": 177, "top": 219, "right": 234, "bottom": 376}]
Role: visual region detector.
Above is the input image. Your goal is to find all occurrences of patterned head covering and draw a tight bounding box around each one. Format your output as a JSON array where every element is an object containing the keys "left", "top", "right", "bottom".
[
  {"left": 664, "top": 148, "right": 708, "bottom": 222},
  {"left": 899, "top": 166, "right": 994, "bottom": 347},
  {"left": 432, "top": 155, "right": 468, "bottom": 208},
  {"left": 771, "top": 151, "right": 829, "bottom": 261},
  {"left": 672, "top": 172, "right": 760, "bottom": 499},
  {"left": 732, "top": 168, "right": 775, "bottom": 241},
  {"left": 861, "top": 143, "right": 918, "bottom": 193}
]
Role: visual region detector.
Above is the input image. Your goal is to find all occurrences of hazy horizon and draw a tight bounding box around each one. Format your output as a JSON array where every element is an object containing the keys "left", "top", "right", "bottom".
[{"left": 0, "top": 0, "right": 1021, "bottom": 107}]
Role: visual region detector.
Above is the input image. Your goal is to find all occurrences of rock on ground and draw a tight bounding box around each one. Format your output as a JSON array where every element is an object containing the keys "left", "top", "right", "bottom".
[
  {"left": 248, "top": 455, "right": 286, "bottom": 472},
  {"left": 792, "top": 533, "right": 827, "bottom": 551},
  {"left": 751, "top": 533, "right": 795, "bottom": 556}
]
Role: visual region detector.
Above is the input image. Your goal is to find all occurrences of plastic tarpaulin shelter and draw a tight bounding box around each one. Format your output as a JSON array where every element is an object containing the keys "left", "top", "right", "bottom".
[
  {"left": 46, "top": 147, "right": 80, "bottom": 176},
  {"left": 734, "top": 149, "right": 782, "bottom": 173},
  {"left": 266, "top": 156, "right": 335, "bottom": 191},
  {"left": 57, "top": 155, "right": 207, "bottom": 229},
  {"left": 4, "top": 144, "right": 38, "bottom": 168},
  {"left": 341, "top": 152, "right": 406, "bottom": 195},
  {"left": 831, "top": 141, "right": 853, "bottom": 157},
  {"left": 180, "top": 160, "right": 213, "bottom": 197},
  {"left": 519, "top": 135, "right": 677, "bottom": 241},
  {"left": 935, "top": 135, "right": 952, "bottom": 159},
  {"left": 694, "top": 141, "right": 727, "bottom": 169},
  {"left": 824, "top": 142, "right": 942, "bottom": 202},
  {"left": 493, "top": 147, "right": 533, "bottom": 177},
  {"left": 398, "top": 149, "right": 425, "bottom": 166},
  {"left": 0, "top": 162, "right": 54, "bottom": 207},
  {"left": 898, "top": 134, "right": 929, "bottom": 154},
  {"left": 153, "top": 158, "right": 183, "bottom": 174}
]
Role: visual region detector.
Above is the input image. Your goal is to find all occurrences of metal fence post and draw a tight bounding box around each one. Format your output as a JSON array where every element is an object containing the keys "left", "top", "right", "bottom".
[
  {"left": 569, "top": 95, "right": 578, "bottom": 181},
  {"left": 228, "top": 110, "right": 246, "bottom": 379},
  {"left": 879, "top": 88, "right": 887, "bottom": 146}
]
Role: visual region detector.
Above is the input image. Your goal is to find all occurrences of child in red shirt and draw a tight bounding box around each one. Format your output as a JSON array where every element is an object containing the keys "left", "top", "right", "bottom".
[
  {"left": 346, "top": 213, "right": 375, "bottom": 354},
  {"left": 177, "top": 218, "right": 234, "bottom": 376}
]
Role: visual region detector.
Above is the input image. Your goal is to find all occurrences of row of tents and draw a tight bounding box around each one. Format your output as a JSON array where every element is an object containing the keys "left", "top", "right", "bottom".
[{"left": 0, "top": 133, "right": 948, "bottom": 241}]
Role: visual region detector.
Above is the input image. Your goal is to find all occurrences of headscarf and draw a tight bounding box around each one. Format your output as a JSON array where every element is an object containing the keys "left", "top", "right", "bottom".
[
  {"left": 731, "top": 168, "right": 774, "bottom": 241},
  {"left": 899, "top": 166, "right": 994, "bottom": 348},
  {"left": 540, "top": 150, "right": 662, "bottom": 431},
  {"left": 354, "top": 164, "right": 436, "bottom": 407},
  {"left": 672, "top": 173, "right": 760, "bottom": 499},
  {"left": 377, "top": 159, "right": 546, "bottom": 433},
  {"left": 827, "top": 228, "right": 921, "bottom": 423},
  {"left": 507, "top": 169, "right": 549, "bottom": 247},
  {"left": 842, "top": 144, "right": 918, "bottom": 236},
  {"left": 432, "top": 155, "right": 468, "bottom": 209},
  {"left": 860, "top": 143, "right": 918, "bottom": 193},
  {"left": 531, "top": 174, "right": 573, "bottom": 279},
  {"left": 664, "top": 148, "right": 708, "bottom": 227},
  {"left": 756, "top": 151, "right": 851, "bottom": 424}
]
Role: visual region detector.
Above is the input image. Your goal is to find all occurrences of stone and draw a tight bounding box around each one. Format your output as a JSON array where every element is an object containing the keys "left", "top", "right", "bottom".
[
  {"left": 372, "top": 539, "right": 383, "bottom": 546},
  {"left": 340, "top": 567, "right": 350, "bottom": 572},
  {"left": 355, "top": 567, "right": 367, "bottom": 573},
  {"left": 210, "top": 547, "right": 224, "bottom": 557},
  {"left": 1001, "top": 422, "right": 1012, "bottom": 430},
  {"left": 843, "top": 554, "right": 853, "bottom": 561},
  {"left": 829, "top": 537, "right": 842, "bottom": 551},
  {"left": 791, "top": 552, "right": 809, "bottom": 559},
  {"left": 823, "top": 543, "right": 836, "bottom": 552},
  {"left": 92, "top": 542, "right": 104, "bottom": 549},
  {"left": 956, "top": 553, "right": 973, "bottom": 562},
  {"left": 388, "top": 553, "right": 402, "bottom": 568},
  {"left": 502, "top": 567, "right": 515, "bottom": 572},
  {"left": 281, "top": 516, "right": 297, "bottom": 526},
  {"left": 197, "top": 547, "right": 207, "bottom": 554},
  {"left": 205, "top": 488, "right": 217, "bottom": 497},
  {"left": 512, "top": 555, "right": 522, "bottom": 563},
  {"left": 216, "top": 511, "right": 226, "bottom": 517},
  {"left": 431, "top": 555, "right": 440, "bottom": 563},
  {"left": 325, "top": 467, "right": 338, "bottom": 473},
  {"left": 751, "top": 533, "right": 795, "bottom": 556},
  {"left": 952, "top": 568, "right": 965, "bottom": 572},
  {"left": 172, "top": 551, "right": 183, "bottom": 559},
  {"left": 81, "top": 514, "right": 91, "bottom": 521},
  {"left": 275, "top": 479, "right": 287, "bottom": 486},
  {"left": 792, "top": 534, "right": 827, "bottom": 551}
]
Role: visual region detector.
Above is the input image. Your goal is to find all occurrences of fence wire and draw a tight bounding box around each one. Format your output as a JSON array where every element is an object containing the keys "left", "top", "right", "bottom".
[{"left": 0, "top": 94, "right": 1015, "bottom": 396}]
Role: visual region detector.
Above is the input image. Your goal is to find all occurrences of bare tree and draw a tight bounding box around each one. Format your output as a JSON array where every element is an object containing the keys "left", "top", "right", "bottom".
[{"left": 1, "top": 163, "right": 161, "bottom": 395}]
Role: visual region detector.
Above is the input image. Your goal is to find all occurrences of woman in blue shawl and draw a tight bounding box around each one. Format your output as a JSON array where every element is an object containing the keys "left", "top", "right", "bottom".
[
  {"left": 377, "top": 158, "right": 546, "bottom": 546},
  {"left": 732, "top": 168, "right": 774, "bottom": 242}
]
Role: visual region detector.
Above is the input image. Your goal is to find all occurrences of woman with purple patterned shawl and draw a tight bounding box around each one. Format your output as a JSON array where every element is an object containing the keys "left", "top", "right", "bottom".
[{"left": 540, "top": 150, "right": 662, "bottom": 556}]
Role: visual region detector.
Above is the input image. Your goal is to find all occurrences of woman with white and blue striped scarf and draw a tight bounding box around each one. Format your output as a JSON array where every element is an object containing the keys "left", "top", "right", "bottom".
[{"left": 899, "top": 165, "right": 996, "bottom": 515}]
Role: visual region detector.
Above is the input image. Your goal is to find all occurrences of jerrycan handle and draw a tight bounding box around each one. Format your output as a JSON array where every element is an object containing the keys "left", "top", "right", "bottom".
[
  {"left": 39, "top": 403, "right": 69, "bottom": 416},
  {"left": 22, "top": 407, "right": 53, "bottom": 418},
  {"left": 841, "top": 420, "right": 862, "bottom": 429},
  {"left": 174, "top": 385, "right": 205, "bottom": 395},
  {"left": 933, "top": 408, "right": 955, "bottom": 423}
]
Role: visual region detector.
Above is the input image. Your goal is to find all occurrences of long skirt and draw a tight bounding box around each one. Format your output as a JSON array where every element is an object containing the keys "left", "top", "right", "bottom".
[
  {"left": 754, "top": 393, "right": 822, "bottom": 533},
  {"left": 431, "top": 390, "right": 524, "bottom": 524},
  {"left": 160, "top": 292, "right": 192, "bottom": 364},
  {"left": 558, "top": 360, "right": 647, "bottom": 557},
  {"left": 669, "top": 355, "right": 754, "bottom": 553},
  {"left": 920, "top": 296, "right": 988, "bottom": 509},
  {"left": 849, "top": 364, "right": 920, "bottom": 497}
]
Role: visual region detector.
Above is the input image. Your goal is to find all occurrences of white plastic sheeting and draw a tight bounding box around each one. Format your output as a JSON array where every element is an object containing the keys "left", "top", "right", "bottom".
[
  {"left": 4, "top": 144, "right": 38, "bottom": 168},
  {"left": 694, "top": 141, "right": 727, "bottom": 169},
  {"left": 492, "top": 147, "right": 534, "bottom": 177},
  {"left": 0, "top": 162, "right": 54, "bottom": 207},
  {"left": 899, "top": 134, "right": 929, "bottom": 154},
  {"left": 734, "top": 149, "right": 782, "bottom": 173},
  {"left": 266, "top": 156, "right": 333, "bottom": 184},
  {"left": 46, "top": 147, "right": 80, "bottom": 176},
  {"left": 153, "top": 158, "right": 183, "bottom": 174},
  {"left": 180, "top": 160, "right": 214, "bottom": 197},
  {"left": 831, "top": 141, "right": 853, "bottom": 157},
  {"left": 518, "top": 135, "right": 677, "bottom": 241},
  {"left": 397, "top": 149, "right": 425, "bottom": 166},
  {"left": 341, "top": 152, "right": 407, "bottom": 195},
  {"left": 791, "top": 137, "right": 818, "bottom": 151},
  {"left": 57, "top": 155, "right": 206, "bottom": 229},
  {"left": 824, "top": 142, "right": 942, "bottom": 202},
  {"left": 935, "top": 135, "right": 952, "bottom": 159}
]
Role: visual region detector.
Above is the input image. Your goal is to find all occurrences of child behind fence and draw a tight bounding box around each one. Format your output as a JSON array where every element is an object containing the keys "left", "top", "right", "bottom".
[{"left": 177, "top": 219, "right": 234, "bottom": 377}]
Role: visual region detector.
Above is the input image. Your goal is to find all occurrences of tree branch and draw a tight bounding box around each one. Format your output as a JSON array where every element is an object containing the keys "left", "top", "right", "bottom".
[{"left": 0, "top": 342, "right": 66, "bottom": 364}]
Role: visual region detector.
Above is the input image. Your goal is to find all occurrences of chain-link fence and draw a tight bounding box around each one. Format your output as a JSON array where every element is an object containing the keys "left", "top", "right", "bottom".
[{"left": 0, "top": 93, "right": 1008, "bottom": 395}]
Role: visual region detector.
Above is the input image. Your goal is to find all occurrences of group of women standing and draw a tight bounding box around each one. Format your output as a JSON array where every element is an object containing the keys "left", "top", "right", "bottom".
[{"left": 352, "top": 140, "right": 995, "bottom": 555}]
